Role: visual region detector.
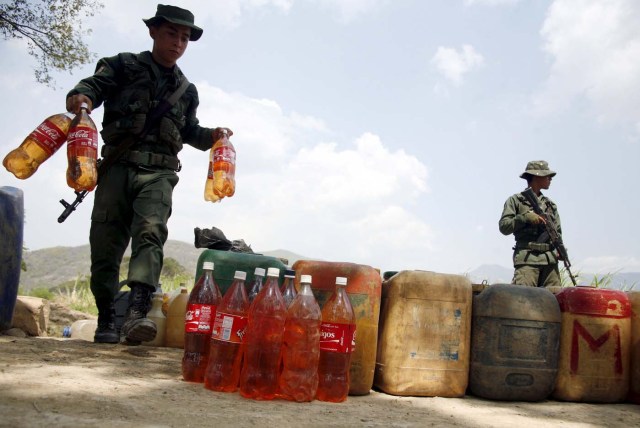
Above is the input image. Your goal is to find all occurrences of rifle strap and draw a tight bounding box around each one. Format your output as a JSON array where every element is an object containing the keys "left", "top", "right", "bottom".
[{"left": 97, "top": 76, "right": 191, "bottom": 175}]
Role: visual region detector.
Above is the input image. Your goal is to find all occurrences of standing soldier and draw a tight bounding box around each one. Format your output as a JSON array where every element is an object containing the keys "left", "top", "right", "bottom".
[
  {"left": 499, "top": 160, "right": 563, "bottom": 288},
  {"left": 65, "top": 4, "right": 232, "bottom": 344}
]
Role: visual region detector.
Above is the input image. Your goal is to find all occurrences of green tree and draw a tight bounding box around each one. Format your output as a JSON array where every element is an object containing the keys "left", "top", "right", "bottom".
[
  {"left": 0, "top": 0, "right": 103, "bottom": 86},
  {"left": 161, "top": 257, "right": 186, "bottom": 279}
]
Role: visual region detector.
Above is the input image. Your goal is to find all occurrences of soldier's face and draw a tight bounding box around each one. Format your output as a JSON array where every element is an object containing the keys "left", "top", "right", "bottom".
[
  {"left": 150, "top": 22, "right": 191, "bottom": 67},
  {"left": 532, "top": 175, "right": 552, "bottom": 190}
]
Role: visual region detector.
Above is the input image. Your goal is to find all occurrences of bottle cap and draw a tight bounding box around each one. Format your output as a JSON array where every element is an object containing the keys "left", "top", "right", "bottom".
[
  {"left": 267, "top": 267, "right": 280, "bottom": 277},
  {"left": 234, "top": 270, "right": 247, "bottom": 280},
  {"left": 336, "top": 277, "right": 347, "bottom": 286},
  {"left": 285, "top": 269, "right": 295, "bottom": 278},
  {"left": 254, "top": 267, "right": 266, "bottom": 276},
  {"left": 300, "top": 274, "right": 312, "bottom": 284},
  {"left": 203, "top": 261, "right": 214, "bottom": 271},
  {"left": 80, "top": 102, "right": 89, "bottom": 109},
  {"left": 180, "top": 287, "right": 188, "bottom": 293}
]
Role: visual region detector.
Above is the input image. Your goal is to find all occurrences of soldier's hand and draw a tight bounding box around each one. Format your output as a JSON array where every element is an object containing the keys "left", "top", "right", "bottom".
[
  {"left": 523, "top": 211, "right": 546, "bottom": 225},
  {"left": 66, "top": 95, "right": 93, "bottom": 114},
  {"left": 213, "top": 127, "right": 233, "bottom": 142}
]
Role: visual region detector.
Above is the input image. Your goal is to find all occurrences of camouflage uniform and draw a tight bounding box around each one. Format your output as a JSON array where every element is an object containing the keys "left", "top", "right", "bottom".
[
  {"left": 499, "top": 161, "right": 562, "bottom": 288},
  {"left": 66, "top": 5, "right": 215, "bottom": 343}
]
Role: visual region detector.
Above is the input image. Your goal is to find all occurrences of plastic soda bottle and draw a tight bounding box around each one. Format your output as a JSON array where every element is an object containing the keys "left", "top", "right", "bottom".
[
  {"left": 281, "top": 268, "right": 297, "bottom": 309},
  {"left": 204, "top": 270, "right": 249, "bottom": 392},
  {"left": 204, "top": 129, "right": 236, "bottom": 202},
  {"left": 239, "top": 267, "right": 286, "bottom": 400},
  {"left": 316, "top": 276, "right": 356, "bottom": 403},
  {"left": 182, "top": 262, "right": 222, "bottom": 382},
  {"left": 142, "top": 292, "right": 166, "bottom": 347},
  {"left": 3, "top": 112, "right": 75, "bottom": 179},
  {"left": 278, "top": 274, "right": 322, "bottom": 402},
  {"left": 247, "top": 267, "right": 265, "bottom": 304},
  {"left": 66, "top": 102, "right": 98, "bottom": 191}
]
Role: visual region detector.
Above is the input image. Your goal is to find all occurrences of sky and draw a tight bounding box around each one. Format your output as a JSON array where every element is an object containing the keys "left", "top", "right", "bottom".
[{"left": 1, "top": 0, "right": 639, "bottom": 278}]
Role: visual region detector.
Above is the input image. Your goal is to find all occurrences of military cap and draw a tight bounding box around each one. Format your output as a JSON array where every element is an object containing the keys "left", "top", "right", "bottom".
[
  {"left": 143, "top": 4, "right": 203, "bottom": 41},
  {"left": 520, "top": 160, "right": 556, "bottom": 179}
]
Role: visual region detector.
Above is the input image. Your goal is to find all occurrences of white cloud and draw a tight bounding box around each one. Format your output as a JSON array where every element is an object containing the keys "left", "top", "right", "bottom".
[
  {"left": 534, "top": 0, "right": 640, "bottom": 130},
  {"left": 165, "top": 85, "right": 430, "bottom": 270},
  {"left": 309, "top": 0, "right": 388, "bottom": 23},
  {"left": 431, "top": 44, "right": 485, "bottom": 86},
  {"left": 577, "top": 256, "right": 640, "bottom": 274},
  {"left": 464, "top": 0, "right": 522, "bottom": 6}
]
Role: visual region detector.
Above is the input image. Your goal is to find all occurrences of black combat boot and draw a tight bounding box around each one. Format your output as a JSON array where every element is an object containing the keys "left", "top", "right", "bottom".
[
  {"left": 94, "top": 299, "right": 119, "bottom": 344},
  {"left": 120, "top": 283, "right": 157, "bottom": 345}
]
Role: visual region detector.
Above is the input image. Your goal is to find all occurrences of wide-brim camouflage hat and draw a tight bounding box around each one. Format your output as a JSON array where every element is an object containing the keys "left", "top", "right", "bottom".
[
  {"left": 520, "top": 160, "right": 556, "bottom": 179},
  {"left": 143, "top": 4, "right": 203, "bottom": 41}
]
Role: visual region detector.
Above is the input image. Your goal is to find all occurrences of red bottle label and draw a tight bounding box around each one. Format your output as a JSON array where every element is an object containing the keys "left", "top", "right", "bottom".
[
  {"left": 67, "top": 125, "right": 98, "bottom": 156},
  {"left": 319, "top": 322, "right": 356, "bottom": 353},
  {"left": 207, "top": 160, "right": 214, "bottom": 179},
  {"left": 30, "top": 119, "right": 66, "bottom": 156},
  {"left": 211, "top": 311, "right": 247, "bottom": 343},
  {"left": 213, "top": 146, "right": 236, "bottom": 164},
  {"left": 185, "top": 303, "right": 216, "bottom": 333}
]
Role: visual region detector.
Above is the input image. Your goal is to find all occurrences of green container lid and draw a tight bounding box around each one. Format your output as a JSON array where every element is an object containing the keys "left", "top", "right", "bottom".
[{"left": 195, "top": 249, "right": 288, "bottom": 295}]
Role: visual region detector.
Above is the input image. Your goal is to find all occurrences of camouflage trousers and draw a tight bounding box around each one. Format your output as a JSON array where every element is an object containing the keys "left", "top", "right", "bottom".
[
  {"left": 512, "top": 264, "right": 561, "bottom": 288},
  {"left": 89, "top": 163, "right": 179, "bottom": 303}
]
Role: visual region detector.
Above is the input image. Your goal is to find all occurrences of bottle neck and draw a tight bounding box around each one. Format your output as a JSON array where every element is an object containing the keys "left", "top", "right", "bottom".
[{"left": 299, "top": 282, "right": 313, "bottom": 296}]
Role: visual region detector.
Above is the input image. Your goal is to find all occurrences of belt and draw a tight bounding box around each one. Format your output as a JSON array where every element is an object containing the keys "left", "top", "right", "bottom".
[
  {"left": 101, "top": 146, "right": 181, "bottom": 172},
  {"left": 514, "top": 242, "right": 555, "bottom": 252}
]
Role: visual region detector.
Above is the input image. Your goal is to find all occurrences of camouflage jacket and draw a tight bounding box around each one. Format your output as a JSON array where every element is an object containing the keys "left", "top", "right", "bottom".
[
  {"left": 499, "top": 191, "right": 562, "bottom": 266},
  {"left": 67, "top": 51, "right": 213, "bottom": 156}
]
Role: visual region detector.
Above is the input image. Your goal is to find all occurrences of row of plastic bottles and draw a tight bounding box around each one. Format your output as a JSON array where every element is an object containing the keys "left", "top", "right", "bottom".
[
  {"left": 181, "top": 264, "right": 356, "bottom": 403},
  {"left": 2, "top": 104, "right": 99, "bottom": 191},
  {"left": 3, "top": 108, "right": 236, "bottom": 201}
]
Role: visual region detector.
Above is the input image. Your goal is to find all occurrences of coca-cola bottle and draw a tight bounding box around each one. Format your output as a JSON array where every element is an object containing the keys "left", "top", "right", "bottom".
[
  {"left": 182, "top": 262, "right": 222, "bottom": 382},
  {"left": 316, "top": 276, "right": 356, "bottom": 403},
  {"left": 3, "top": 112, "right": 75, "bottom": 179},
  {"left": 204, "top": 129, "right": 236, "bottom": 202},
  {"left": 66, "top": 102, "right": 98, "bottom": 191},
  {"left": 204, "top": 270, "right": 249, "bottom": 392},
  {"left": 278, "top": 274, "right": 321, "bottom": 402},
  {"left": 247, "top": 267, "right": 265, "bottom": 304},
  {"left": 281, "top": 268, "right": 297, "bottom": 309},
  {"left": 239, "top": 267, "right": 286, "bottom": 400}
]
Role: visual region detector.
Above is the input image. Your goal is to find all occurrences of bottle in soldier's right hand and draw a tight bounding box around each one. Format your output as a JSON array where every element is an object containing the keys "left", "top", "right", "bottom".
[
  {"left": 3, "top": 112, "right": 75, "bottom": 179},
  {"left": 66, "top": 102, "right": 98, "bottom": 191},
  {"left": 204, "top": 130, "right": 236, "bottom": 203}
]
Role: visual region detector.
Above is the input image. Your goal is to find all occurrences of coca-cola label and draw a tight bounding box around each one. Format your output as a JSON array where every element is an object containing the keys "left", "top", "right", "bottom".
[
  {"left": 211, "top": 311, "right": 247, "bottom": 344},
  {"left": 319, "top": 322, "right": 356, "bottom": 353},
  {"left": 67, "top": 125, "right": 98, "bottom": 151},
  {"left": 184, "top": 303, "right": 216, "bottom": 333},
  {"left": 30, "top": 119, "right": 66, "bottom": 156},
  {"left": 213, "top": 146, "right": 236, "bottom": 164}
]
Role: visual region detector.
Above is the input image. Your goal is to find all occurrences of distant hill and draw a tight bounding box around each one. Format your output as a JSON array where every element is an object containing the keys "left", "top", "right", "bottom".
[
  {"left": 467, "top": 264, "right": 640, "bottom": 290},
  {"left": 19, "top": 240, "right": 310, "bottom": 291}
]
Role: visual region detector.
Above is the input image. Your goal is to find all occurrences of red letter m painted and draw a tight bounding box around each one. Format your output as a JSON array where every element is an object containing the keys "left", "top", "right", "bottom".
[{"left": 570, "top": 320, "right": 622, "bottom": 375}]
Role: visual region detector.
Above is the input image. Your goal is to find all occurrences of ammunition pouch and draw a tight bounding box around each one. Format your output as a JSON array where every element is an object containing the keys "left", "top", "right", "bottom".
[
  {"left": 158, "top": 116, "right": 183, "bottom": 156},
  {"left": 100, "top": 114, "right": 146, "bottom": 144},
  {"left": 101, "top": 146, "right": 181, "bottom": 172}
]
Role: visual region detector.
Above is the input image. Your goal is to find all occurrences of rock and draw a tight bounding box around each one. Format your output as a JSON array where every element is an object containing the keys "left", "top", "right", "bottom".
[
  {"left": 2, "top": 327, "right": 27, "bottom": 338},
  {"left": 11, "top": 296, "right": 50, "bottom": 336}
]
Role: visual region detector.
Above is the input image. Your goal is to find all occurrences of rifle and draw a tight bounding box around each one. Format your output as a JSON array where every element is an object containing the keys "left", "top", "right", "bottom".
[
  {"left": 57, "top": 77, "right": 191, "bottom": 223},
  {"left": 521, "top": 187, "right": 577, "bottom": 286}
]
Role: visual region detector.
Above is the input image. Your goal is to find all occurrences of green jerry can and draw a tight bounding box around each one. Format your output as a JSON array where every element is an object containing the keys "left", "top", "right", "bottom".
[{"left": 195, "top": 249, "right": 288, "bottom": 295}]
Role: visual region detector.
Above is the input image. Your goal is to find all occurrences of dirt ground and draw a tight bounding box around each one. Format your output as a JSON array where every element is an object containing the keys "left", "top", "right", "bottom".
[{"left": 0, "top": 336, "right": 638, "bottom": 428}]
